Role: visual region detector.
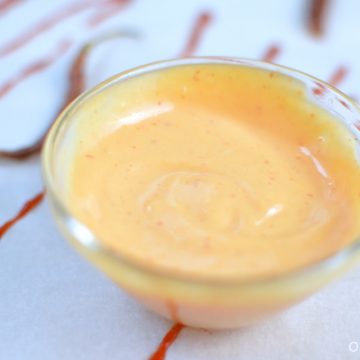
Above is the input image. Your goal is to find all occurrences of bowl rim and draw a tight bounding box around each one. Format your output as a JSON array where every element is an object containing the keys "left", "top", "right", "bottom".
[{"left": 42, "top": 56, "right": 360, "bottom": 288}]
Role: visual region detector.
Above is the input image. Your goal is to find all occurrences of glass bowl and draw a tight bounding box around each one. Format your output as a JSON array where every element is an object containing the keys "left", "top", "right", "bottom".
[{"left": 42, "top": 57, "right": 360, "bottom": 329}]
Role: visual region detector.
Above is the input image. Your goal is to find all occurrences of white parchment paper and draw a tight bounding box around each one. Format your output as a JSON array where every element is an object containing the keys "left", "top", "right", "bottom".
[{"left": 1, "top": 1, "right": 360, "bottom": 359}]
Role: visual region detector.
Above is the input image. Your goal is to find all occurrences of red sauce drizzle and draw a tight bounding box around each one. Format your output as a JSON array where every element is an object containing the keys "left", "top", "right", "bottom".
[
  {"left": 179, "top": 11, "right": 214, "bottom": 57},
  {"left": 0, "top": 44, "right": 85, "bottom": 159},
  {"left": 328, "top": 65, "right": 348, "bottom": 87},
  {"left": 0, "top": 32, "right": 136, "bottom": 160},
  {"left": 0, "top": 191, "right": 45, "bottom": 239},
  {"left": 87, "top": 0, "right": 132, "bottom": 27},
  {"left": 149, "top": 323, "right": 185, "bottom": 360},
  {"left": 307, "top": 0, "right": 329, "bottom": 36},
  {"left": 0, "top": 0, "right": 22, "bottom": 16},
  {"left": 0, "top": 40, "right": 71, "bottom": 100},
  {"left": 261, "top": 44, "right": 281, "bottom": 62},
  {"left": 0, "top": 0, "right": 98, "bottom": 58},
  {"left": 0, "top": 40, "right": 73, "bottom": 160},
  {"left": 0, "top": 0, "right": 134, "bottom": 58}
]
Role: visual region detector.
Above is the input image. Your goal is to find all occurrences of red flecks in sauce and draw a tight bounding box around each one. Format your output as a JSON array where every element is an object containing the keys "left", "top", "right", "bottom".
[
  {"left": 0, "top": 191, "right": 45, "bottom": 239},
  {"left": 0, "top": 40, "right": 71, "bottom": 100},
  {"left": 262, "top": 45, "right": 281, "bottom": 62},
  {"left": 0, "top": 0, "right": 22, "bottom": 16},
  {"left": 149, "top": 323, "right": 185, "bottom": 360},
  {"left": 307, "top": 0, "right": 329, "bottom": 36},
  {"left": 192, "top": 70, "right": 201, "bottom": 81},
  {"left": 87, "top": 0, "right": 132, "bottom": 27},
  {"left": 179, "top": 11, "right": 214, "bottom": 57},
  {"left": 328, "top": 65, "right": 348, "bottom": 87},
  {"left": 0, "top": 1, "right": 95, "bottom": 57}
]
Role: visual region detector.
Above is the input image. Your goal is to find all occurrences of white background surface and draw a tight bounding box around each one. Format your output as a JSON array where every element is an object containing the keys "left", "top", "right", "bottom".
[{"left": 1, "top": 0, "right": 360, "bottom": 359}]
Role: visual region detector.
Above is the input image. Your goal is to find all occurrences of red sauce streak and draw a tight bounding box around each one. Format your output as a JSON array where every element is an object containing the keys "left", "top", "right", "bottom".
[
  {"left": 87, "top": 0, "right": 131, "bottom": 27},
  {"left": 262, "top": 44, "right": 281, "bottom": 62},
  {"left": 0, "top": 0, "right": 98, "bottom": 58},
  {"left": 0, "top": 40, "right": 71, "bottom": 100},
  {"left": 0, "top": 191, "right": 45, "bottom": 239},
  {"left": 61, "top": 43, "right": 89, "bottom": 106},
  {"left": 149, "top": 323, "right": 185, "bottom": 360},
  {"left": 0, "top": 32, "right": 136, "bottom": 160},
  {"left": 328, "top": 65, "right": 348, "bottom": 87},
  {"left": 307, "top": 0, "right": 329, "bottom": 36},
  {"left": 0, "top": 41, "right": 87, "bottom": 160},
  {"left": 0, "top": 0, "right": 22, "bottom": 16},
  {"left": 179, "top": 11, "right": 214, "bottom": 57}
]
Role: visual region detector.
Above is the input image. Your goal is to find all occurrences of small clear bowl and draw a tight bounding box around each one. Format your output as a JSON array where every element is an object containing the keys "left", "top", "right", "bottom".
[{"left": 42, "top": 57, "right": 360, "bottom": 329}]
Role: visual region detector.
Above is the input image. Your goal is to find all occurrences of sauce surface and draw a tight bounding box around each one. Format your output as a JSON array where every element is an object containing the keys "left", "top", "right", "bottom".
[{"left": 66, "top": 63, "right": 360, "bottom": 279}]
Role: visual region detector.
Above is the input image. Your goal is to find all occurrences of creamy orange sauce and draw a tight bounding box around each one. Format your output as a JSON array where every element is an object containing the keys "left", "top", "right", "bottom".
[{"left": 66, "top": 64, "right": 360, "bottom": 279}]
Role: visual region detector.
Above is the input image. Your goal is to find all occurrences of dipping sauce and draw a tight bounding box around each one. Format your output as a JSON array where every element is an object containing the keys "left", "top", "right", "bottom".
[{"left": 65, "top": 63, "right": 360, "bottom": 279}]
